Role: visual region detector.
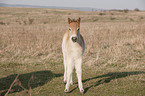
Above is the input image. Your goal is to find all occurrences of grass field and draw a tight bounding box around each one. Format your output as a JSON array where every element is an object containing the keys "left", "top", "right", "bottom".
[{"left": 0, "top": 7, "right": 145, "bottom": 96}]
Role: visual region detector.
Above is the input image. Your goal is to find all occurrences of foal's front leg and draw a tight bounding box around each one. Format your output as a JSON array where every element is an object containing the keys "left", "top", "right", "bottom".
[
  {"left": 75, "top": 58, "right": 84, "bottom": 94},
  {"left": 64, "top": 59, "right": 74, "bottom": 93},
  {"left": 63, "top": 55, "right": 73, "bottom": 84}
]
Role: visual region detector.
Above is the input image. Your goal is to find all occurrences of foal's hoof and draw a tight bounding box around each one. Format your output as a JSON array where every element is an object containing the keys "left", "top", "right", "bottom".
[
  {"left": 64, "top": 89, "right": 69, "bottom": 93},
  {"left": 64, "top": 80, "right": 67, "bottom": 84},
  {"left": 70, "top": 81, "right": 73, "bottom": 85},
  {"left": 80, "top": 89, "right": 84, "bottom": 94}
]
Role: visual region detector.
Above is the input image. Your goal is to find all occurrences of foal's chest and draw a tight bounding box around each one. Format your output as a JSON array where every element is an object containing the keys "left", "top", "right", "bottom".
[{"left": 67, "top": 43, "right": 82, "bottom": 57}]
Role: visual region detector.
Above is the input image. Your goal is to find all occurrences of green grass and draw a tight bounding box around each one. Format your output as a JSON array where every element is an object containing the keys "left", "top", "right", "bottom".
[{"left": 0, "top": 61, "right": 145, "bottom": 96}]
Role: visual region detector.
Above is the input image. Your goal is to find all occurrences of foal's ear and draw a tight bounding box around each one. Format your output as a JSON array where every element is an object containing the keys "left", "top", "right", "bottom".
[
  {"left": 68, "top": 18, "right": 72, "bottom": 24},
  {"left": 77, "top": 17, "right": 81, "bottom": 24}
]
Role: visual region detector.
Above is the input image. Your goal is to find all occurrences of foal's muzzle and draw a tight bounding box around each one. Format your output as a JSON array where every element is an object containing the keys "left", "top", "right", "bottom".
[{"left": 72, "top": 37, "right": 77, "bottom": 42}]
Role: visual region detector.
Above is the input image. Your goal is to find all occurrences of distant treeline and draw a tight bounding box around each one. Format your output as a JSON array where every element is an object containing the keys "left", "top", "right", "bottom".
[
  {"left": 108, "top": 8, "right": 140, "bottom": 12},
  {"left": 92, "top": 8, "right": 141, "bottom": 12}
]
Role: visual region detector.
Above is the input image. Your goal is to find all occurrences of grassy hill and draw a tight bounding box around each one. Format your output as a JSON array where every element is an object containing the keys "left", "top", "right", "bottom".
[{"left": 0, "top": 7, "right": 145, "bottom": 96}]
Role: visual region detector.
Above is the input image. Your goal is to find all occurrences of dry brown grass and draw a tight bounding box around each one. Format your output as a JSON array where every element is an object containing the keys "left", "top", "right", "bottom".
[
  {"left": 86, "top": 22, "right": 145, "bottom": 70},
  {"left": 0, "top": 7, "right": 144, "bottom": 66},
  {"left": 0, "top": 7, "right": 145, "bottom": 95}
]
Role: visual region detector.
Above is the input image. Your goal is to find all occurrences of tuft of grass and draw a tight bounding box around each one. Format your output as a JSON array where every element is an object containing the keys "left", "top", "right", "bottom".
[
  {"left": 110, "top": 17, "right": 116, "bottom": 20},
  {"left": 130, "top": 18, "right": 134, "bottom": 21}
]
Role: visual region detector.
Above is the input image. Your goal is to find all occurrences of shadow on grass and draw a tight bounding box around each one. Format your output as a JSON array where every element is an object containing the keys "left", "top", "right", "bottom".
[
  {"left": 0, "top": 70, "right": 63, "bottom": 96},
  {"left": 82, "top": 71, "right": 145, "bottom": 94}
]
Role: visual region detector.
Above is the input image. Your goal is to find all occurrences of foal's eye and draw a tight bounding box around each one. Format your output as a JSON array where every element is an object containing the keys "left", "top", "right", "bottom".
[
  {"left": 69, "top": 28, "right": 71, "bottom": 31},
  {"left": 77, "top": 28, "right": 80, "bottom": 31}
]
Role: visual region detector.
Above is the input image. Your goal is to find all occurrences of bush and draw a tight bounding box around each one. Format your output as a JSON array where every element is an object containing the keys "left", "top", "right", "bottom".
[
  {"left": 134, "top": 8, "right": 140, "bottom": 11},
  {"left": 99, "top": 13, "right": 106, "bottom": 16},
  {"left": 124, "top": 9, "right": 129, "bottom": 13}
]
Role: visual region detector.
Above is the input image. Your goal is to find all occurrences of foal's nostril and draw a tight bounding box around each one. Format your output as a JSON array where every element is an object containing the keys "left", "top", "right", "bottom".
[{"left": 72, "top": 37, "right": 77, "bottom": 42}]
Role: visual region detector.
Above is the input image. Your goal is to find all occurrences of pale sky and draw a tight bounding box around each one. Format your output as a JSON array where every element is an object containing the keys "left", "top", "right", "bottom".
[{"left": 0, "top": 0, "right": 145, "bottom": 10}]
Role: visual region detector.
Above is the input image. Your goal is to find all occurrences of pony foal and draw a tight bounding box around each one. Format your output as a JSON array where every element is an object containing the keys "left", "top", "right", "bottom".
[{"left": 62, "top": 18, "right": 85, "bottom": 94}]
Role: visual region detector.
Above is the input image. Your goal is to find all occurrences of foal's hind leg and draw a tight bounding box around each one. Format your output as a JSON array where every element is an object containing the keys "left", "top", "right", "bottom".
[{"left": 63, "top": 54, "right": 67, "bottom": 83}]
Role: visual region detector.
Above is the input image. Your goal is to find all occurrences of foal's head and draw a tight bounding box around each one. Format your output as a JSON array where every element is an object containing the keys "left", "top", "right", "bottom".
[{"left": 68, "top": 18, "right": 81, "bottom": 42}]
